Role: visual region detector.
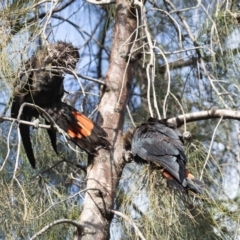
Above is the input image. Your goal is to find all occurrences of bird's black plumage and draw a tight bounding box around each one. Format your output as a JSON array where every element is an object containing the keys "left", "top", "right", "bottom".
[
  {"left": 11, "top": 41, "right": 80, "bottom": 168},
  {"left": 130, "top": 118, "right": 204, "bottom": 194}
]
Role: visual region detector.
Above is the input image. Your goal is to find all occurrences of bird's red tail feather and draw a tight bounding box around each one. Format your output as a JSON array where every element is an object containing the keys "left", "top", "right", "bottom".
[{"left": 69, "top": 111, "right": 94, "bottom": 138}]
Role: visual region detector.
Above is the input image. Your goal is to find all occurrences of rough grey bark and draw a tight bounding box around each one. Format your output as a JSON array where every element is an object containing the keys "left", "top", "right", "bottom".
[{"left": 74, "top": 1, "right": 139, "bottom": 239}]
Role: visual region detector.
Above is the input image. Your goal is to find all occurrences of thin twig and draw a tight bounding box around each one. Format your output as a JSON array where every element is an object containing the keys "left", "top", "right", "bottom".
[
  {"left": 142, "top": 3, "right": 154, "bottom": 117},
  {"left": 200, "top": 116, "right": 223, "bottom": 180},
  {"left": 30, "top": 219, "right": 83, "bottom": 240},
  {"left": 77, "top": 73, "right": 105, "bottom": 85},
  {"left": 14, "top": 178, "right": 28, "bottom": 221},
  {"left": 154, "top": 46, "right": 170, "bottom": 118},
  {"left": 169, "top": 92, "right": 187, "bottom": 132},
  {"left": 116, "top": 5, "right": 142, "bottom": 108},
  {"left": 12, "top": 124, "right": 21, "bottom": 180},
  {"left": 0, "top": 120, "right": 15, "bottom": 171},
  {"left": 127, "top": 105, "right": 136, "bottom": 127},
  {"left": 1, "top": 116, "right": 53, "bottom": 129},
  {"left": 111, "top": 209, "right": 146, "bottom": 240},
  {"left": 37, "top": 159, "right": 66, "bottom": 175},
  {"left": 29, "top": 188, "right": 95, "bottom": 220}
]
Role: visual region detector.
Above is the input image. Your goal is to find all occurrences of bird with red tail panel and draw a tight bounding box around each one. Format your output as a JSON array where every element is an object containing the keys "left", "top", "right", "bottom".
[
  {"left": 11, "top": 41, "right": 110, "bottom": 168},
  {"left": 42, "top": 101, "right": 110, "bottom": 157},
  {"left": 124, "top": 117, "right": 204, "bottom": 194},
  {"left": 11, "top": 41, "right": 80, "bottom": 168}
]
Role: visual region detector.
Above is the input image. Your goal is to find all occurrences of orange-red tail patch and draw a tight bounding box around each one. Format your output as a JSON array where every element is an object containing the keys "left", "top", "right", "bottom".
[
  {"left": 162, "top": 170, "right": 174, "bottom": 180},
  {"left": 71, "top": 111, "right": 94, "bottom": 137},
  {"left": 68, "top": 129, "right": 83, "bottom": 139},
  {"left": 185, "top": 169, "right": 195, "bottom": 180}
]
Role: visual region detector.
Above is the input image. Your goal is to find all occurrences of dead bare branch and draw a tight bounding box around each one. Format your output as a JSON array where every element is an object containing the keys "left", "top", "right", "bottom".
[{"left": 167, "top": 109, "right": 240, "bottom": 127}]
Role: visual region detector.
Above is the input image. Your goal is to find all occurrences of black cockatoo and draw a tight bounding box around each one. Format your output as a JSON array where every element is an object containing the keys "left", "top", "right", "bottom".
[
  {"left": 11, "top": 41, "right": 110, "bottom": 168},
  {"left": 124, "top": 118, "right": 204, "bottom": 194}
]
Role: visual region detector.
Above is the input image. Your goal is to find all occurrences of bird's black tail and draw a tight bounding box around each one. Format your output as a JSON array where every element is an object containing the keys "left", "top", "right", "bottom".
[
  {"left": 20, "top": 123, "right": 36, "bottom": 169},
  {"left": 162, "top": 170, "right": 204, "bottom": 194},
  {"left": 12, "top": 98, "right": 38, "bottom": 169},
  {"left": 185, "top": 170, "right": 205, "bottom": 194}
]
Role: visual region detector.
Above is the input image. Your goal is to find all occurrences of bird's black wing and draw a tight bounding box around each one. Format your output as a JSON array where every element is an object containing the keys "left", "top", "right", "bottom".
[
  {"left": 148, "top": 117, "right": 183, "bottom": 142},
  {"left": 131, "top": 121, "right": 187, "bottom": 183}
]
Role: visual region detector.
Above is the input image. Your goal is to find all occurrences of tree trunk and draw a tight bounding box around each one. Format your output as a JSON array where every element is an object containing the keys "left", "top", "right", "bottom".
[{"left": 74, "top": 1, "right": 139, "bottom": 239}]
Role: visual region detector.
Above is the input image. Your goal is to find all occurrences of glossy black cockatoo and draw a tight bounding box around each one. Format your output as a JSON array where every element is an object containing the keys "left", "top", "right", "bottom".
[
  {"left": 125, "top": 118, "right": 204, "bottom": 194},
  {"left": 11, "top": 41, "right": 110, "bottom": 168}
]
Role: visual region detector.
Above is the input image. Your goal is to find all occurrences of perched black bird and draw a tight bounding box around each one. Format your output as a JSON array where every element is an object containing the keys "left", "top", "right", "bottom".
[
  {"left": 125, "top": 118, "right": 204, "bottom": 194},
  {"left": 11, "top": 41, "right": 110, "bottom": 168},
  {"left": 12, "top": 41, "right": 79, "bottom": 168},
  {"left": 11, "top": 41, "right": 79, "bottom": 168}
]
